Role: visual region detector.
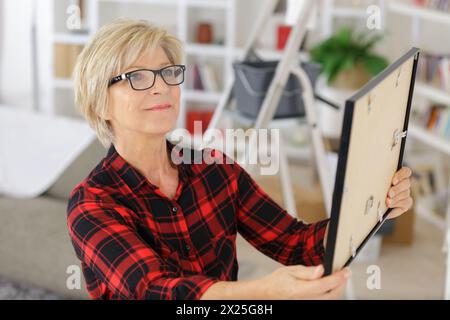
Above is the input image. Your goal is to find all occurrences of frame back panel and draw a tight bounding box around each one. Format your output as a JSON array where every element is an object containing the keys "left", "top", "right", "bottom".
[{"left": 324, "top": 48, "right": 420, "bottom": 275}]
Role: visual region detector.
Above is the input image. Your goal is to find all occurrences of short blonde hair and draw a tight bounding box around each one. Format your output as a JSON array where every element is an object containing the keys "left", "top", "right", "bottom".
[{"left": 73, "top": 19, "right": 183, "bottom": 147}]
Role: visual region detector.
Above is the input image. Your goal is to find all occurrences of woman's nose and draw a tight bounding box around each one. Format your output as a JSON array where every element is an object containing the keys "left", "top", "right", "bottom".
[{"left": 150, "top": 73, "right": 169, "bottom": 94}]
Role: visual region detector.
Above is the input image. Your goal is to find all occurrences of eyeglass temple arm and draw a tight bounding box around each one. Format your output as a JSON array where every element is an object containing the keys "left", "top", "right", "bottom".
[{"left": 109, "top": 74, "right": 127, "bottom": 86}]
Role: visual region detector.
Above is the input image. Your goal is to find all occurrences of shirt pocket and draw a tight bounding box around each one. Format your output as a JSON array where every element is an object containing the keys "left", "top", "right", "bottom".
[
  {"left": 206, "top": 234, "right": 238, "bottom": 280},
  {"left": 160, "top": 246, "right": 183, "bottom": 276}
]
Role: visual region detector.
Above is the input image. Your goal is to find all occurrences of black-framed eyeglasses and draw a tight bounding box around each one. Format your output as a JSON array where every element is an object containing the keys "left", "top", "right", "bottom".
[{"left": 108, "top": 64, "right": 186, "bottom": 90}]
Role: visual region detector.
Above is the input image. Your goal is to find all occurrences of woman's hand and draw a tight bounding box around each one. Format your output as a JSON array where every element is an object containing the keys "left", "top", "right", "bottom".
[
  {"left": 201, "top": 265, "right": 351, "bottom": 300},
  {"left": 386, "top": 166, "right": 413, "bottom": 219},
  {"left": 258, "top": 264, "right": 350, "bottom": 300}
]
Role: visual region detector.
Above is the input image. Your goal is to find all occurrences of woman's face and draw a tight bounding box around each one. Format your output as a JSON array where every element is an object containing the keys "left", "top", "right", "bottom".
[{"left": 106, "top": 46, "right": 181, "bottom": 139}]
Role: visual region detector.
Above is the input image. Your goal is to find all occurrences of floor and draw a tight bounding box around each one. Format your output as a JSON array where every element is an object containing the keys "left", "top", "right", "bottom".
[
  {"left": 236, "top": 214, "right": 447, "bottom": 299},
  {"left": 236, "top": 162, "right": 448, "bottom": 300},
  {"left": 0, "top": 276, "right": 62, "bottom": 300}
]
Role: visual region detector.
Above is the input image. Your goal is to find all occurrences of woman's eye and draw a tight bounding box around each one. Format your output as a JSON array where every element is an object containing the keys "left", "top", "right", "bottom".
[
  {"left": 130, "top": 72, "right": 144, "bottom": 81},
  {"left": 162, "top": 69, "right": 174, "bottom": 77}
]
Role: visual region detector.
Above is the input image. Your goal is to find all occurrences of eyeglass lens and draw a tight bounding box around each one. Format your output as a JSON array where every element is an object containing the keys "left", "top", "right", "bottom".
[{"left": 129, "top": 65, "right": 184, "bottom": 90}]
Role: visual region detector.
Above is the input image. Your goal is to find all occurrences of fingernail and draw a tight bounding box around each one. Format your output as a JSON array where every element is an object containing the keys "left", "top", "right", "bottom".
[
  {"left": 344, "top": 269, "right": 352, "bottom": 279},
  {"left": 389, "top": 191, "right": 395, "bottom": 197}
]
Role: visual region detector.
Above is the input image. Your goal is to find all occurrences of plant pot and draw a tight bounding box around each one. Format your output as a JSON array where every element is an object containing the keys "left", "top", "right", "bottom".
[{"left": 331, "top": 62, "right": 371, "bottom": 90}]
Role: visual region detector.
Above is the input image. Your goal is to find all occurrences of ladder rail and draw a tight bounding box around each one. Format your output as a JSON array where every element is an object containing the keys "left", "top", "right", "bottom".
[
  {"left": 205, "top": 0, "right": 279, "bottom": 144},
  {"left": 203, "top": 0, "right": 333, "bottom": 217}
]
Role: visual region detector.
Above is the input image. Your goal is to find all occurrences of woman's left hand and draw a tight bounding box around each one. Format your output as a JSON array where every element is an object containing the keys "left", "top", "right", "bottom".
[{"left": 386, "top": 166, "right": 414, "bottom": 219}]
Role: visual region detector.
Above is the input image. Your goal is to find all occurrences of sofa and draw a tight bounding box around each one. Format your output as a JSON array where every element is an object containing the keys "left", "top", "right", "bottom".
[{"left": 0, "top": 139, "right": 106, "bottom": 299}]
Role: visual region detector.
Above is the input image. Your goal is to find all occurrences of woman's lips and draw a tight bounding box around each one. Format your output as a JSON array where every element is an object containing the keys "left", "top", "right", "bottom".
[{"left": 144, "top": 104, "right": 172, "bottom": 111}]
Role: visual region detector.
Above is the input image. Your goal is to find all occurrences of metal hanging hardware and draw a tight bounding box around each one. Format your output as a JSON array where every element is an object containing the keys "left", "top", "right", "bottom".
[
  {"left": 377, "top": 201, "right": 384, "bottom": 222},
  {"left": 365, "top": 195, "right": 374, "bottom": 215},
  {"left": 349, "top": 235, "right": 357, "bottom": 258},
  {"left": 395, "top": 66, "right": 402, "bottom": 88},
  {"left": 391, "top": 129, "right": 407, "bottom": 150}
]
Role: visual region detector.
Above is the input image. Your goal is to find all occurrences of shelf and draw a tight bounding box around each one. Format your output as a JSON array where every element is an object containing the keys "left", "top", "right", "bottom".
[
  {"left": 409, "top": 124, "right": 450, "bottom": 156},
  {"left": 285, "top": 144, "right": 312, "bottom": 161},
  {"left": 389, "top": 2, "right": 450, "bottom": 25},
  {"left": 185, "top": 43, "right": 228, "bottom": 57},
  {"left": 414, "top": 197, "right": 446, "bottom": 231},
  {"left": 332, "top": 6, "right": 368, "bottom": 18},
  {"left": 222, "top": 108, "right": 307, "bottom": 129},
  {"left": 183, "top": 90, "right": 222, "bottom": 103},
  {"left": 98, "top": 0, "right": 177, "bottom": 5},
  {"left": 415, "top": 82, "right": 450, "bottom": 106},
  {"left": 234, "top": 48, "right": 309, "bottom": 61},
  {"left": 53, "top": 32, "right": 90, "bottom": 45},
  {"left": 53, "top": 78, "right": 74, "bottom": 89},
  {"left": 186, "top": 0, "right": 230, "bottom": 9}
]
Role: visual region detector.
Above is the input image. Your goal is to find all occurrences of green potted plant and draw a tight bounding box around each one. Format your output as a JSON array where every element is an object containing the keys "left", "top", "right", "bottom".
[{"left": 310, "top": 27, "right": 389, "bottom": 90}]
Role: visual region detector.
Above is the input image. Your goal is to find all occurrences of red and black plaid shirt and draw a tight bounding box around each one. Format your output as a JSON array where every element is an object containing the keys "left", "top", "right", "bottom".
[{"left": 67, "top": 140, "right": 329, "bottom": 300}]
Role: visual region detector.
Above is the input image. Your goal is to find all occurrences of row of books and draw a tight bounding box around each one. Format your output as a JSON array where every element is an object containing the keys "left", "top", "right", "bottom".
[
  {"left": 188, "top": 62, "right": 220, "bottom": 92},
  {"left": 421, "top": 105, "right": 450, "bottom": 139},
  {"left": 414, "top": 0, "right": 450, "bottom": 11},
  {"left": 53, "top": 43, "right": 84, "bottom": 79},
  {"left": 416, "top": 52, "right": 450, "bottom": 92}
]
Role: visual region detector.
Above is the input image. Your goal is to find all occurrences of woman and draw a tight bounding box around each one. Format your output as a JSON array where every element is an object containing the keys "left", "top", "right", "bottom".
[{"left": 67, "top": 19, "right": 413, "bottom": 300}]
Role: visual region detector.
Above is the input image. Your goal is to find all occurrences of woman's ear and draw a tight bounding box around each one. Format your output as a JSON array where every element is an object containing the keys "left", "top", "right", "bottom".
[
  {"left": 102, "top": 103, "right": 112, "bottom": 121},
  {"left": 103, "top": 112, "right": 112, "bottom": 121}
]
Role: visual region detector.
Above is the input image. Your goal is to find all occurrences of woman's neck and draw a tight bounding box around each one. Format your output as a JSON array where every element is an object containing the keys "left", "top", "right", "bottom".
[{"left": 113, "top": 132, "right": 175, "bottom": 186}]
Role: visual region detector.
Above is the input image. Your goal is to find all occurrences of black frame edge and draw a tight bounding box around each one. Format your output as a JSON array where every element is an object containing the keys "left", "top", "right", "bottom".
[{"left": 323, "top": 48, "right": 420, "bottom": 276}]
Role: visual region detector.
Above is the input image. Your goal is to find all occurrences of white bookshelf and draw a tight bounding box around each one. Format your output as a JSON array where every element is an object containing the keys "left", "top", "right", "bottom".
[
  {"left": 321, "top": 0, "right": 386, "bottom": 38},
  {"left": 53, "top": 78, "right": 75, "bottom": 90},
  {"left": 53, "top": 33, "right": 90, "bottom": 45},
  {"left": 388, "top": 1, "right": 450, "bottom": 26},
  {"left": 384, "top": 1, "right": 450, "bottom": 161},
  {"left": 414, "top": 196, "right": 447, "bottom": 231},
  {"left": 186, "top": 0, "right": 229, "bottom": 9},
  {"left": 415, "top": 82, "right": 450, "bottom": 106},
  {"left": 185, "top": 43, "right": 228, "bottom": 57},
  {"left": 48, "top": 0, "right": 238, "bottom": 128},
  {"left": 385, "top": 0, "right": 450, "bottom": 300},
  {"left": 183, "top": 89, "right": 222, "bottom": 103},
  {"left": 409, "top": 124, "right": 450, "bottom": 156},
  {"left": 332, "top": 6, "right": 368, "bottom": 18}
]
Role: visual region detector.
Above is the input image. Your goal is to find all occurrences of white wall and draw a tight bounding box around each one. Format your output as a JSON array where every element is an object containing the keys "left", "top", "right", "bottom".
[{"left": 0, "top": 0, "right": 51, "bottom": 110}]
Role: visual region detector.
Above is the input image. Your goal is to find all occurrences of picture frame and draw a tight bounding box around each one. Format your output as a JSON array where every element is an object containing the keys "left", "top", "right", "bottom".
[{"left": 324, "top": 47, "right": 420, "bottom": 275}]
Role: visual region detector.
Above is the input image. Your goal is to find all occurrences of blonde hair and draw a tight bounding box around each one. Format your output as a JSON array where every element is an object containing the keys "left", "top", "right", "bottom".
[{"left": 73, "top": 19, "right": 183, "bottom": 147}]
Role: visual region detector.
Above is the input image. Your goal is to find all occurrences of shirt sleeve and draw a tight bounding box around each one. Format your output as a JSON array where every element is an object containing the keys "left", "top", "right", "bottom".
[
  {"left": 67, "top": 188, "right": 218, "bottom": 300},
  {"left": 232, "top": 160, "right": 329, "bottom": 266}
]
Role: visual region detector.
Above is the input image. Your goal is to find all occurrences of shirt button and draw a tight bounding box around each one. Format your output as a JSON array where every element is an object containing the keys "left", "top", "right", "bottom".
[
  {"left": 185, "top": 245, "right": 191, "bottom": 251},
  {"left": 172, "top": 206, "right": 178, "bottom": 214}
]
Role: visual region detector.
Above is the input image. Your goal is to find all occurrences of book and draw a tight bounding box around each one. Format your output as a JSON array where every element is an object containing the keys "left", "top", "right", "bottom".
[
  {"left": 424, "top": 105, "right": 450, "bottom": 139},
  {"left": 53, "top": 43, "right": 84, "bottom": 78},
  {"left": 198, "top": 64, "right": 219, "bottom": 92},
  {"left": 414, "top": 0, "right": 450, "bottom": 11},
  {"left": 417, "top": 51, "right": 450, "bottom": 90},
  {"left": 192, "top": 64, "right": 204, "bottom": 90}
]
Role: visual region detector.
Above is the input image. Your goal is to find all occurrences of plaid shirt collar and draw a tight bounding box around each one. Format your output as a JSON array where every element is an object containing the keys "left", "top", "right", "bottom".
[{"left": 104, "top": 139, "right": 195, "bottom": 193}]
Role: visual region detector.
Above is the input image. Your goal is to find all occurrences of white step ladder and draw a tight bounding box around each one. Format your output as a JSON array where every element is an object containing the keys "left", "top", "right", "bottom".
[{"left": 204, "top": 0, "right": 333, "bottom": 217}]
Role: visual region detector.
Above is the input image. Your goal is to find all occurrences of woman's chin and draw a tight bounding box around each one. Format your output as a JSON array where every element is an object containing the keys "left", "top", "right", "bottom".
[{"left": 142, "top": 121, "right": 177, "bottom": 136}]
